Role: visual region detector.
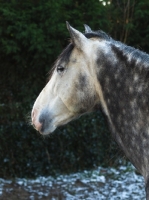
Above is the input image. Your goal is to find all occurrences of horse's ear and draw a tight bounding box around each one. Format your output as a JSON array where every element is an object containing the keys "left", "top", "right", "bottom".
[
  {"left": 84, "top": 24, "right": 92, "bottom": 33},
  {"left": 66, "top": 21, "right": 88, "bottom": 49}
]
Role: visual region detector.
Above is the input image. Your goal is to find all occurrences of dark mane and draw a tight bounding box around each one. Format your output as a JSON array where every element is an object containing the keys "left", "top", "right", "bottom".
[
  {"left": 111, "top": 41, "right": 149, "bottom": 73},
  {"left": 85, "top": 30, "right": 111, "bottom": 41}
]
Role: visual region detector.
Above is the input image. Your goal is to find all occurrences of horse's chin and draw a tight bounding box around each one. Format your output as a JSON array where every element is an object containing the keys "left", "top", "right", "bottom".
[{"left": 39, "top": 125, "right": 56, "bottom": 136}]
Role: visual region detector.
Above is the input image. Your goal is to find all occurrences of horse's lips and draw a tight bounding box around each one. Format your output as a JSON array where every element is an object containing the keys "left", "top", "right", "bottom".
[
  {"left": 39, "top": 124, "right": 56, "bottom": 135},
  {"left": 40, "top": 115, "right": 77, "bottom": 135}
]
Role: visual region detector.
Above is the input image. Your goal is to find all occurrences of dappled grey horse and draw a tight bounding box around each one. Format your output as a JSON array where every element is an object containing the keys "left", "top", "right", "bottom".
[{"left": 31, "top": 22, "right": 149, "bottom": 199}]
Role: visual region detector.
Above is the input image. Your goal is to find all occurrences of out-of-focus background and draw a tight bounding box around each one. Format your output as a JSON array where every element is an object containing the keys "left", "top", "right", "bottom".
[{"left": 0, "top": 0, "right": 149, "bottom": 180}]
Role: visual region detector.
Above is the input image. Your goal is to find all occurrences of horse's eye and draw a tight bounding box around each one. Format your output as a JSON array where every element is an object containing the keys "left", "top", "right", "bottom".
[{"left": 57, "top": 65, "right": 65, "bottom": 74}]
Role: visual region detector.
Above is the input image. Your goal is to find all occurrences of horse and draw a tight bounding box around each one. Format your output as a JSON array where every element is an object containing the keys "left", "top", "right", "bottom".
[{"left": 31, "top": 22, "right": 149, "bottom": 199}]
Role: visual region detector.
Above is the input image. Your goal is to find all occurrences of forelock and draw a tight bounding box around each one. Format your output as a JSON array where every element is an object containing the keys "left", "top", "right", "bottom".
[
  {"left": 58, "top": 43, "right": 74, "bottom": 63},
  {"left": 85, "top": 30, "right": 111, "bottom": 41}
]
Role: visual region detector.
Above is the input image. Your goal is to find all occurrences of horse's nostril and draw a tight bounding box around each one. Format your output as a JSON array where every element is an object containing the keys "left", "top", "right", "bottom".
[
  {"left": 39, "top": 112, "right": 51, "bottom": 133},
  {"left": 31, "top": 109, "right": 51, "bottom": 134},
  {"left": 33, "top": 120, "right": 42, "bottom": 132}
]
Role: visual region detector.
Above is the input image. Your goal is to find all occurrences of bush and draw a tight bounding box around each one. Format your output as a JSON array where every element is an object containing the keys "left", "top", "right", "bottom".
[{"left": 0, "top": 111, "right": 119, "bottom": 178}]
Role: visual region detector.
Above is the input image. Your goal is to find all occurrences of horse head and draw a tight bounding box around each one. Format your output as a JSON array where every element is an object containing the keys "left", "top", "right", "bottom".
[{"left": 31, "top": 22, "right": 103, "bottom": 135}]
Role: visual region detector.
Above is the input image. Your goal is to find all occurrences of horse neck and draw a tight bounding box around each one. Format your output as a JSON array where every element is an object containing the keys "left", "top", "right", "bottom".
[
  {"left": 95, "top": 42, "right": 149, "bottom": 176},
  {"left": 96, "top": 41, "right": 149, "bottom": 124}
]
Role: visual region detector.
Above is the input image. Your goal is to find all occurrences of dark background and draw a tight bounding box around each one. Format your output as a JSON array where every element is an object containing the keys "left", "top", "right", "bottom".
[{"left": 0, "top": 0, "right": 149, "bottom": 178}]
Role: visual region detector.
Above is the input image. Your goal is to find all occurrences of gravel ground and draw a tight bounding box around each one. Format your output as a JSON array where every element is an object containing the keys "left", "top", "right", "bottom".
[{"left": 0, "top": 165, "right": 146, "bottom": 200}]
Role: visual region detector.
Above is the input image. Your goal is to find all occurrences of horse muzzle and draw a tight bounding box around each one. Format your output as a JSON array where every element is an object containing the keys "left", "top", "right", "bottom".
[{"left": 31, "top": 109, "right": 55, "bottom": 135}]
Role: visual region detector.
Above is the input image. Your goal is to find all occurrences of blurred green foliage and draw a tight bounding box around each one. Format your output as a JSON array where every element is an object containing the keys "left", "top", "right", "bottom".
[{"left": 0, "top": 0, "right": 149, "bottom": 178}]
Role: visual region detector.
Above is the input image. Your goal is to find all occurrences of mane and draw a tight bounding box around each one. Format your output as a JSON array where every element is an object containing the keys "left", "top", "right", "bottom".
[
  {"left": 90, "top": 30, "right": 149, "bottom": 72},
  {"left": 111, "top": 41, "right": 149, "bottom": 73},
  {"left": 89, "top": 30, "right": 149, "bottom": 71},
  {"left": 85, "top": 30, "right": 111, "bottom": 40}
]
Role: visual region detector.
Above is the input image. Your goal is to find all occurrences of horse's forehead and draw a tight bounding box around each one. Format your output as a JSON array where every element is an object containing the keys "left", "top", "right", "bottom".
[
  {"left": 70, "top": 48, "right": 84, "bottom": 59},
  {"left": 70, "top": 40, "right": 98, "bottom": 60}
]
